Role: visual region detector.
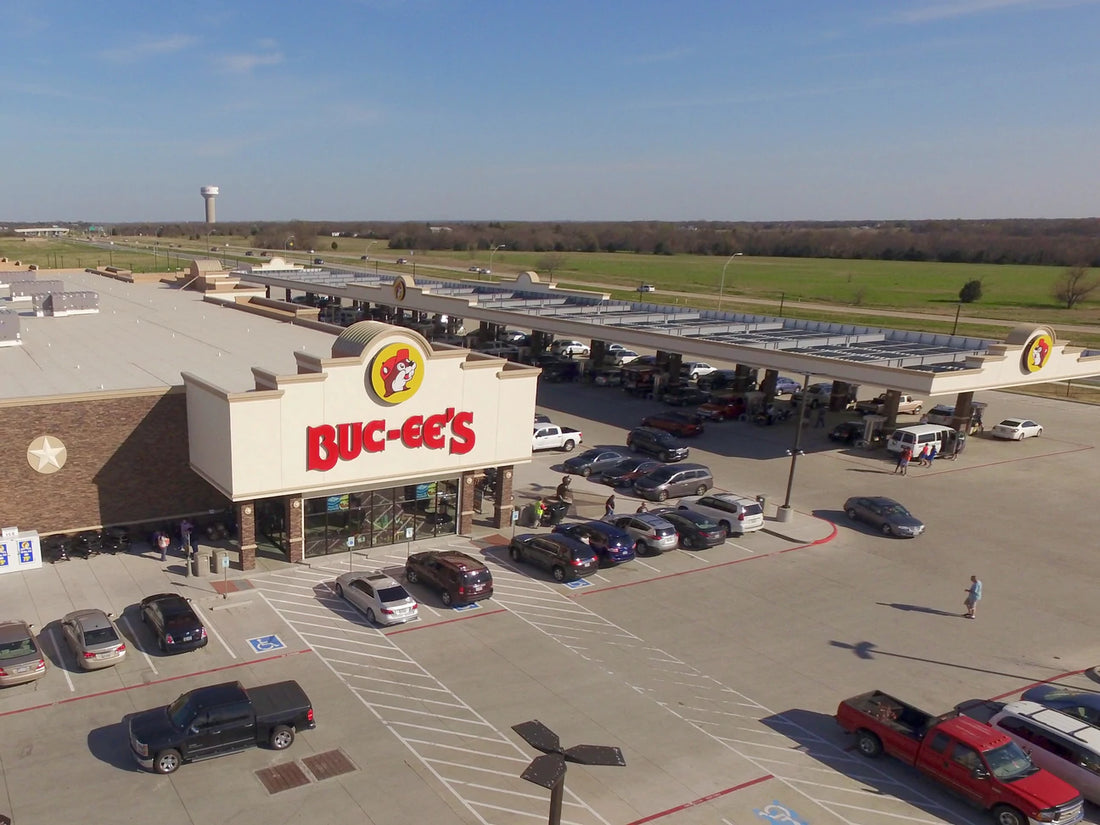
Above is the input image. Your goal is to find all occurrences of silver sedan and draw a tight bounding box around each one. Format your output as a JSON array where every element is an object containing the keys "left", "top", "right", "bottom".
[
  {"left": 61, "top": 609, "right": 127, "bottom": 670},
  {"left": 334, "top": 571, "right": 419, "bottom": 626}
]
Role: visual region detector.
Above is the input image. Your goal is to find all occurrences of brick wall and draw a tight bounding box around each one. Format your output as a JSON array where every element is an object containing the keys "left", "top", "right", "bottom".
[{"left": 0, "top": 389, "right": 230, "bottom": 533}]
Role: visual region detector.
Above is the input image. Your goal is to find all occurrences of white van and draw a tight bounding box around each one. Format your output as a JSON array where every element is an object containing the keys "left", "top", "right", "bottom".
[
  {"left": 886, "top": 423, "right": 964, "bottom": 457},
  {"left": 980, "top": 701, "right": 1100, "bottom": 804}
]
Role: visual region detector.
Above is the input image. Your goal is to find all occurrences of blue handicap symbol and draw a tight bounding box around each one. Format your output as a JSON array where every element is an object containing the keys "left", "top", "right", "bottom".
[
  {"left": 246, "top": 634, "right": 286, "bottom": 654},
  {"left": 451, "top": 602, "right": 480, "bottom": 612},
  {"left": 754, "top": 801, "right": 808, "bottom": 824},
  {"left": 564, "top": 578, "right": 592, "bottom": 589}
]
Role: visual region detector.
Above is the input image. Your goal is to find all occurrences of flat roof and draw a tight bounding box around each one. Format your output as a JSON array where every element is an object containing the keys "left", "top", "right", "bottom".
[{"left": 0, "top": 270, "right": 338, "bottom": 401}]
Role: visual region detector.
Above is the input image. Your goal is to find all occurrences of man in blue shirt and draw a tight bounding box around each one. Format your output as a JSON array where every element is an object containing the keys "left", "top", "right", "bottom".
[{"left": 964, "top": 575, "right": 982, "bottom": 619}]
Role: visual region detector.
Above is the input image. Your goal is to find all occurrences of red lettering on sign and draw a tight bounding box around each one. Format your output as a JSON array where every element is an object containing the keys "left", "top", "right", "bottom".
[{"left": 305, "top": 410, "right": 476, "bottom": 470}]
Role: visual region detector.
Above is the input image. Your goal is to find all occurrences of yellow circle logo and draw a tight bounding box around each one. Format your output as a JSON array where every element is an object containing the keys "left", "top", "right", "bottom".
[
  {"left": 1023, "top": 333, "right": 1053, "bottom": 373},
  {"left": 369, "top": 342, "right": 424, "bottom": 404},
  {"left": 394, "top": 280, "right": 406, "bottom": 302}
]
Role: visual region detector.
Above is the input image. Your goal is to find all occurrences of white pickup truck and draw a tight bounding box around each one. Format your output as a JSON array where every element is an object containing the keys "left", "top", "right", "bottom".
[{"left": 532, "top": 424, "right": 583, "bottom": 452}]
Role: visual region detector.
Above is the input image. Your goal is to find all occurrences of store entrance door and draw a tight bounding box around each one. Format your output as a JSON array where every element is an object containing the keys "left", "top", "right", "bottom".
[{"left": 255, "top": 498, "right": 289, "bottom": 560}]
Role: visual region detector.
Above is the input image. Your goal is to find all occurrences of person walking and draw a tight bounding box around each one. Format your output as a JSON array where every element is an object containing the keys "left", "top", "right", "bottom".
[
  {"left": 964, "top": 575, "right": 982, "bottom": 619},
  {"left": 533, "top": 499, "right": 546, "bottom": 527},
  {"left": 604, "top": 494, "right": 616, "bottom": 518},
  {"left": 635, "top": 502, "right": 649, "bottom": 513},
  {"left": 156, "top": 530, "right": 171, "bottom": 562},
  {"left": 179, "top": 518, "right": 193, "bottom": 557},
  {"left": 556, "top": 476, "right": 574, "bottom": 517},
  {"left": 900, "top": 446, "right": 911, "bottom": 475},
  {"left": 927, "top": 445, "right": 938, "bottom": 463}
]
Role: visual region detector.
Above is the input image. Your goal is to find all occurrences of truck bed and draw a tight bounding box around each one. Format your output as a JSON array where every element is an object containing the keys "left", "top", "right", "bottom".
[
  {"left": 246, "top": 680, "right": 313, "bottom": 726},
  {"left": 839, "top": 690, "right": 937, "bottom": 739}
]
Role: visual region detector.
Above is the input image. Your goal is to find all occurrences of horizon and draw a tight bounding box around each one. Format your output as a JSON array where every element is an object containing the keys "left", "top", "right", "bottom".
[{"left": 7, "top": 0, "right": 1100, "bottom": 223}]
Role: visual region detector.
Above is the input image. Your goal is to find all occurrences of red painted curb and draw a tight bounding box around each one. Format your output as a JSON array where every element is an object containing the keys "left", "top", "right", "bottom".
[{"left": 623, "top": 773, "right": 774, "bottom": 824}]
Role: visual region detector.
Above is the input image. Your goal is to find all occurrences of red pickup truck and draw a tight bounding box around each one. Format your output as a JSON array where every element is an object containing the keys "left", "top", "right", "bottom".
[{"left": 836, "top": 690, "right": 1084, "bottom": 825}]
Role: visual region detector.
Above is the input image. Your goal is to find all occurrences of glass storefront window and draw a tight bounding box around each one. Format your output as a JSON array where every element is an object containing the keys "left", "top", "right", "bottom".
[{"left": 302, "top": 479, "right": 458, "bottom": 557}]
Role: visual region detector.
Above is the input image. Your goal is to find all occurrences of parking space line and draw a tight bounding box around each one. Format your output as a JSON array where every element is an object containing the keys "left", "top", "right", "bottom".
[
  {"left": 118, "top": 613, "right": 158, "bottom": 676},
  {"left": 45, "top": 631, "right": 75, "bottom": 692},
  {"left": 199, "top": 610, "right": 236, "bottom": 659}
]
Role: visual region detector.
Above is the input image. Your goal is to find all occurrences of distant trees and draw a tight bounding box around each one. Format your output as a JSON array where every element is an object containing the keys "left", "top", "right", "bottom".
[
  {"left": 958, "top": 279, "right": 983, "bottom": 303},
  {"left": 536, "top": 253, "right": 568, "bottom": 283},
  {"left": 1052, "top": 266, "right": 1100, "bottom": 309}
]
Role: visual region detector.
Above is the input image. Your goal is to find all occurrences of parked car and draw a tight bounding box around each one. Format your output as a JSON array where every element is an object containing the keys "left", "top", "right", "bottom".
[
  {"left": 534, "top": 413, "right": 552, "bottom": 425},
  {"left": 608, "top": 349, "right": 640, "bottom": 365},
  {"left": 0, "top": 620, "right": 47, "bottom": 687},
  {"left": 697, "top": 396, "right": 747, "bottom": 421},
  {"left": 593, "top": 367, "right": 624, "bottom": 386},
  {"left": 649, "top": 507, "right": 725, "bottom": 549},
  {"left": 626, "top": 427, "right": 689, "bottom": 462},
  {"left": 552, "top": 521, "right": 636, "bottom": 565},
  {"left": 773, "top": 376, "right": 802, "bottom": 396},
  {"left": 508, "top": 534, "right": 598, "bottom": 582},
  {"left": 677, "top": 494, "right": 764, "bottom": 537},
  {"left": 1022, "top": 685, "right": 1100, "bottom": 727},
  {"left": 60, "top": 608, "right": 127, "bottom": 670},
  {"left": 661, "top": 386, "right": 710, "bottom": 407},
  {"left": 605, "top": 513, "right": 679, "bottom": 555},
  {"left": 695, "top": 369, "right": 740, "bottom": 391},
  {"left": 405, "top": 551, "right": 493, "bottom": 606},
  {"left": 791, "top": 382, "right": 837, "bottom": 408},
  {"left": 991, "top": 418, "right": 1043, "bottom": 440},
  {"left": 128, "top": 680, "right": 315, "bottom": 774},
  {"left": 640, "top": 411, "right": 704, "bottom": 437},
  {"left": 334, "top": 571, "right": 418, "bottom": 626},
  {"left": 550, "top": 340, "right": 590, "bottom": 358},
  {"left": 842, "top": 496, "right": 925, "bottom": 538},
  {"left": 634, "top": 463, "right": 714, "bottom": 501},
  {"left": 140, "top": 594, "right": 208, "bottom": 654},
  {"left": 680, "top": 362, "right": 717, "bottom": 381},
  {"left": 828, "top": 420, "right": 865, "bottom": 444},
  {"left": 563, "top": 448, "right": 627, "bottom": 478},
  {"left": 599, "top": 457, "right": 664, "bottom": 487}
]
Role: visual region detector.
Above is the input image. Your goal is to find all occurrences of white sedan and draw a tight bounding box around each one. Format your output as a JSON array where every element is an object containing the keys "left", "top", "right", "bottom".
[
  {"left": 990, "top": 418, "right": 1043, "bottom": 440},
  {"left": 681, "top": 362, "right": 717, "bottom": 381},
  {"left": 334, "top": 571, "right": 419, "bottom": 625}
]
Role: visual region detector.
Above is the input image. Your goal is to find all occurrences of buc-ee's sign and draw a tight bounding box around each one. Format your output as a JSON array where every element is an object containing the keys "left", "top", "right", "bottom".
[{"left": 305, "top": 341, "right": 477, "bottom": 471}]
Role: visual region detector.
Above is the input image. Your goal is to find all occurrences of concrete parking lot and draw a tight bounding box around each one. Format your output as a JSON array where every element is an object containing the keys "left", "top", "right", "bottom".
[{"left": 2, "top": 380, "right": 1098, "bottom": 825}]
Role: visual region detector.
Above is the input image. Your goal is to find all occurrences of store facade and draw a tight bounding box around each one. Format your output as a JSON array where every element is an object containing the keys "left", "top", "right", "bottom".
[{"left": 183, "top": 319, "right": 538, "bottom": 569}]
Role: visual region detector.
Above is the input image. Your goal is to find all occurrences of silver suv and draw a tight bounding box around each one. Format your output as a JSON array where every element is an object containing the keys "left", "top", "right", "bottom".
[{"left": 604, "top": 513, "right": 679, "bottom": 555}]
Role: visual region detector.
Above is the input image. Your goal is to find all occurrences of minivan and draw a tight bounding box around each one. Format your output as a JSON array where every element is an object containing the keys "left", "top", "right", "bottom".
[
  {"left": 886, "top": 424, "right": 965, "bottom": 457},
  {"left": 405, "top": 550, "right": 494, "bottom": 606},
  {"left": 632, "top": 463, "right": 713, "bottom": 501},
  {"left": 959, "top": 700, "right": 1100, "bottom": 804}
]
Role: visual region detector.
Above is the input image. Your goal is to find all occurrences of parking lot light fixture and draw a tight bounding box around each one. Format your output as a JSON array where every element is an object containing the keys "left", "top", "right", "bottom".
[
  {"left": 718, "top": 252, "right": 742, "bottom": 312},
  {"left": 489, "top": 244, "right": 506, "bottom": 279}
]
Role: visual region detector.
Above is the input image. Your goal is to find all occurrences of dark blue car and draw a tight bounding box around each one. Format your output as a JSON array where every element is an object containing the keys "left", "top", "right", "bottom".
[
  {"left": 1022, "top": 685, "right": 1100, "bottom": 727},
  {"left": 552, "top": 521, "right": 636, "bottom": 565}
]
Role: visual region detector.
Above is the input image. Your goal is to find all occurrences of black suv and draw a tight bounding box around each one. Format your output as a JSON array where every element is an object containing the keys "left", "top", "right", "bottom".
[
  {"left": 140, "top": 593, "right": 208, "bottom": 654},
  {"left": 507, "top": 534, "right": 598, "bottom": 582},
  {"left": 405, "top": 550, "right": 493, "bottom": 606},
  {"left": 626, "top": 427, "right": 689, "bottom": 462}
]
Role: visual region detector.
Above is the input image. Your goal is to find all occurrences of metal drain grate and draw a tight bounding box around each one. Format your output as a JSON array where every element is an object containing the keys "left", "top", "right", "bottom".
[
  {"left": 255, "top": 761, "right": 311, "bottom": 794},
  {"left": 302, "top": 749, "right": 356, "bottom": 781}
]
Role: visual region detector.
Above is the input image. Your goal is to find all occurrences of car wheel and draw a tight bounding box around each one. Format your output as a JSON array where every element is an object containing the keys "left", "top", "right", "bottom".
[
  {"left": 334, "top": 583, "right": 344, "bottom": 598},
  {"left": 846, "top": 508, "right": 858, "bottom": 521},
  {"left": 1016, "top": 433, "right": 1023, "bottom": 441},
  {"left": 552, "top": 566, "right": 566, "bottom": 582},
  {"left": 718, "top": 521, "right": 730, "bottom": 538},
  {"left": 563, "top": 440, "right": 577, "bottom": 453},
  {"left": 855, "top": 730, "right": 883, "bottom": 758},
  {"left": 1036, "top": 428, "right": 1042, "bottom": 437},
  {"left": 694, "top": 485, "right": 707, "bottom": 496},
  {"left": 662, "top": 452, "right": 673, "bottom": 461},
  {"left": 405, "top": 568, "right": 419, "bottom": 583},
  {"left": 269, "top": 725, "right": 295, "bottom": 750},
  {"left": 509, "top": 546, "right": 521, "bottom": 561},
  {"left": 682, "top": 536, "right": 695, "bottom": 549},
  {"left": 626, "top": 439, "right": 635, "bottom": 450},
  {"left": 992, "top": 805, "right": 1027, "bottom": 825},
  {"left": 913, "top": 405, "right": 922, "bottom": 414},
  {"left": 657, "top": 490, "right": 669, "bottom": 501},
  {"left": 440, "top": 591, "right": 453, "bottom": 607},
  {"left": 365, "top": 608, "right": 376, "bottom": 624},
  {"left": 581, "top": 467, "right": 591, "bottom": 477},
  {"left": 881, "top": 523, "right": 893, "bottom": 536},
  {"left": 158, "top": 636, "right": 167, "bottom": 653},
  {"left": 154, "top": 749, "right": 182, "bottom": 774}
]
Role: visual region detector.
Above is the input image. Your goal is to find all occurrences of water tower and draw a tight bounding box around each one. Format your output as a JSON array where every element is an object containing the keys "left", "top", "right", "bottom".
[{"left": 200, "top": 186, "right": 219, "bottom": 223}]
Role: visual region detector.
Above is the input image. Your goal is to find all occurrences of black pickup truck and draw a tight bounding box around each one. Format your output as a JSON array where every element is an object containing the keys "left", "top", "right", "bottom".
[{"left": 128, "top": 680, "right": 315, "bottom": 774}]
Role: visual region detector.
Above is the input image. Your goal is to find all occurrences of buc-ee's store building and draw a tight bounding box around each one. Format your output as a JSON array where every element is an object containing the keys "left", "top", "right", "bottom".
[
  {"left": 183, "top": 321, "right": 536, "bottom": 568},
  {"left": 2, "top": 301, "right": 536, "bottom": 572}
]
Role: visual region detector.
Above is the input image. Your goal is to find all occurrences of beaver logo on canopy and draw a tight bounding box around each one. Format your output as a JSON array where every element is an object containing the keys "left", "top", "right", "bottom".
[
  {"left": 1023, "top": 333, "right": 1053, "bottom": 373},
  {"left": 369, "top": 341, "right": 425, "bottom": 404}
]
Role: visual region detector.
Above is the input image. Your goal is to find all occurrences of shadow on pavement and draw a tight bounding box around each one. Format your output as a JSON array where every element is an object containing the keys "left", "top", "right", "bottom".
[
  {"left": 88, "top": 722, "right": 139, "bottom": 772},
  {"left": 876, "top": 602, "right": 960, "bottom": 617}
]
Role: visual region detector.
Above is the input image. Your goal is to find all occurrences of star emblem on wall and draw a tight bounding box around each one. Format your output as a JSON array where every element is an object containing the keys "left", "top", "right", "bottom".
[{"left": 27, "top": 435, "right": 67, "bottom": 474}]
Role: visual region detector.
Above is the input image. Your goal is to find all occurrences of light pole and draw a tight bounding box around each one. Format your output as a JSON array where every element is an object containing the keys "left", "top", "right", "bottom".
[
  {"left": 718, "top": 252, "right": 742, "bottom": 311},
  {"left": 489, "top": 244, "right": 505, "bottom": 279}
]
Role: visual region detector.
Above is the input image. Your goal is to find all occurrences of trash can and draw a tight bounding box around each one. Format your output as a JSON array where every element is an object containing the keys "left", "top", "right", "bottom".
[
  {"left": 756, "top": 494, "right": 767, "bottom": 513},
  {"left": 190, "top": 552, "right": 201, "bottom": 577},
  {"left": 214, "top": 550, "right": 230, "bottom": 574}
]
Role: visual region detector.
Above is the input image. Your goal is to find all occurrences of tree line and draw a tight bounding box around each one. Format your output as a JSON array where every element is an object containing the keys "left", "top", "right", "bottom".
[{"left": 8, "top": 218, "right": 1100, "bottom": 268}]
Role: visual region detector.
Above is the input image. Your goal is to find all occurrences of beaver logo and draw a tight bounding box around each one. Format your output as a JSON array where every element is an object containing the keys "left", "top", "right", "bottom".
[
  {"left": 369, "top": 341, "right": 424, "bottom": 404},
  {"left": 1023, "top": 333, "right": 1053, "bottom": 373}
]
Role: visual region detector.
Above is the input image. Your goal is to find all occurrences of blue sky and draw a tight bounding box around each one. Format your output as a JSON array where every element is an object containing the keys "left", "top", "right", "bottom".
[{"left": 4, "top": 0, "right": 1098, "bottom": 222}]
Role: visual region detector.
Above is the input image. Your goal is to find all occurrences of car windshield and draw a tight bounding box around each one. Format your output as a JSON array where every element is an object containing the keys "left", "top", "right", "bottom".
[
  {"left": 576, "top": 450, "right": 602, "bottom": 461},
  {"left": 0, "top": 636, "right": 35, "bottom": 660},
  {"left": 646, "top": 468, "right": 675, "bottom": 482},
  {"left": 378, "top": 586, "right": 410, "bottom": 602},
  {"left": 882, "top": 503, "right": 911, "bottom": 518},
  {"left": 167, "top": 694, "right": 195, "bottom": 729},
  {"left": 83, "top": 627, "right": 119, "bottom": 646},
  {"left": 985, "top": 741, "right": 1039, "bottom": 780}
]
